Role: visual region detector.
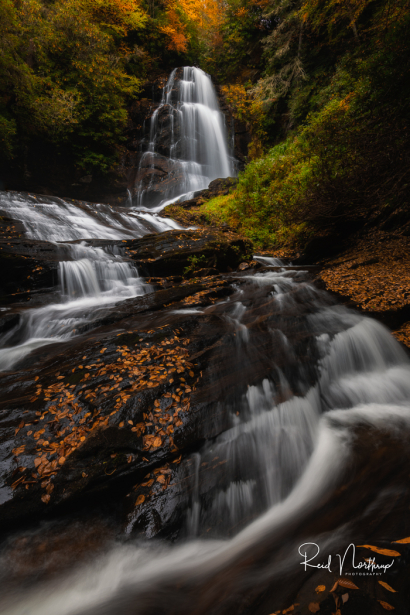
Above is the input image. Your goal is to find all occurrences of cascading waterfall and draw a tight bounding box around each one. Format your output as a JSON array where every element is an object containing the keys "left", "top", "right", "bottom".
[
  {"left": 0, "top": 191, "right": 183, "bottom": 371},
  {"left": 1, "top": 67, "right": 410, "bottom": 615},
  {"left": 0, "top": 67, "right": 234, "bottom": 370},
  {"left": 2, "top": 262, "right": 410, "bottom": 615},
  {"left": 134, "top": 67, "right": 236, "bottom": 210}
]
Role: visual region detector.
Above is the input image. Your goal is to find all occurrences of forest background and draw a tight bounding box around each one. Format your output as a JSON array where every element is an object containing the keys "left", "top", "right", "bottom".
[{"left": 1, "top": 0, "right": 409, "bottom": 249}]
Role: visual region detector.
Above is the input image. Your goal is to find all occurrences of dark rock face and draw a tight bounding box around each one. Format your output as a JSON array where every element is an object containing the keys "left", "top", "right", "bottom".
[
  {"left": 0, "top": 222, "right": 318, "bottom": 541},
  {"left": 0, "top": 261, "right": 324, "bottom": 538},
  {"left": 213, "top": 82, "right": 250, "bottom": 170},
  {"left": 124, "top": 228, "right": 252, "bottom": 277},
  {"left": 0, "top": 239, "right": 60, "bottom": 304}
]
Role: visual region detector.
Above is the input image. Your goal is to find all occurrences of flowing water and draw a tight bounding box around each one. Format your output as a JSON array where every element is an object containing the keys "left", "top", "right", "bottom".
[
  {"left": 0, "top": 192, "right": 181, "bottom": 370},
  {"left": 134, "top": 67, "right": 236, "bottom": 210},
  {"left": 1, "top": 67, "right": 410, "bottom": 614}
]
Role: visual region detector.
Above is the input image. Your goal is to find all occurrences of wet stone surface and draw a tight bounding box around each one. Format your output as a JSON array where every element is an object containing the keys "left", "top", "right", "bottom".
[{"left": 0, "top": 263, "right": 328, "bottom": 540}]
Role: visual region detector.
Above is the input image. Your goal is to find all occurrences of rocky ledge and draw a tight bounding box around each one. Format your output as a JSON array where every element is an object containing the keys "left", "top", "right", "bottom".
[{"left": 0, "top": 227, "right": 268, "bottom": 538}]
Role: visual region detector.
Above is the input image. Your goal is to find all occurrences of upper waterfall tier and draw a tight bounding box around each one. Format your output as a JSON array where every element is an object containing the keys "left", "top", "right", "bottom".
[{"left": 133, "top": 67, "right": 236, "bottom": 210}]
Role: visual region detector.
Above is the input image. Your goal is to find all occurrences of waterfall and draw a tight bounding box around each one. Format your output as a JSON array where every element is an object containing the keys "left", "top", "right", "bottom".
[
  {"left": 3, "top": 265, "right": 410, "bottom": 615},
  {"left": 134, "top": 67, "right": 236, "bottom": 210},
  {"left": 2, "top": 67, "right": 410, "bottom": 615},
  {"left": 0, "top": 191, "right": 184, "bottom": 371}
]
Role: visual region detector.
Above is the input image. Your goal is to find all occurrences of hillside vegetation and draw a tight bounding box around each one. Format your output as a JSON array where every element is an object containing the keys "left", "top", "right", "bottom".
[
  {"left": 1, "top": 0, "right": 409, "bottom": 252},
  {"left": 199, "top": 0, "right": 410, "bottom": 250}
]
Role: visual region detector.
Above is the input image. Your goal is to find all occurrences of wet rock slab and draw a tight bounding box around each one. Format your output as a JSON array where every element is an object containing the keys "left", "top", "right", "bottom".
[
  {"left": 0, "top": 266, "right": 324, "bottom": 538},
  {"left": 123, "top": 227, "right": 253, "bottom": 277}
]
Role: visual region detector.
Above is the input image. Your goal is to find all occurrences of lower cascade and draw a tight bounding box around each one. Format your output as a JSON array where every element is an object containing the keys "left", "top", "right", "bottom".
[{"left": 0, "top": 67, "right": 409, "bottom": 615}]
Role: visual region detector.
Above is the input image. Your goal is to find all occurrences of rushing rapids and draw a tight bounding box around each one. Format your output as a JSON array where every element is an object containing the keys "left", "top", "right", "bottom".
[{"left": 1, "top": 68, "right": 410, "bottom": 615}]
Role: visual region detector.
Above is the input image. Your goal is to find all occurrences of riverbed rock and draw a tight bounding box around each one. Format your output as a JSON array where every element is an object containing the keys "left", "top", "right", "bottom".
[
  {"left": 0, "top": 265, "right": 324, "bottom": 537},
  {"left": 124, "top": 228, "right": 253, "bottom": 277},
  {"left": 0, "top": 239, "right": 60, "bottom": 303}
]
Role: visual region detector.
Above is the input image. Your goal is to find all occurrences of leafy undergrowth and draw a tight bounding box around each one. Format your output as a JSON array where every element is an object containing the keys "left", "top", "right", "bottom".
[{"left": 193, "top": 13, "right": 410, "bottom": 253}]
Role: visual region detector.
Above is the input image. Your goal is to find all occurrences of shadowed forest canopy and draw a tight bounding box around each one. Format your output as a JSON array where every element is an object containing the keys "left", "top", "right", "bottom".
[{"left": 1, "top": 0, "right": 410, "bottom": 249}]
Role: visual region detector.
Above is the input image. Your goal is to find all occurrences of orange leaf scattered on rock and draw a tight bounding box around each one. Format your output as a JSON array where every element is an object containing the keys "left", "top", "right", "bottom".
[
  {"left": 357, "top": 545, "right": 400, "bottom": 557},
  {"left": 393, "top": 536, "right": 410, "bottom": 544},
  {"left": 378, "top": 600, "right": 395, "bottom": 610},
  {"left": 378, "top": 581, "right": 397, "bottom": 593}
]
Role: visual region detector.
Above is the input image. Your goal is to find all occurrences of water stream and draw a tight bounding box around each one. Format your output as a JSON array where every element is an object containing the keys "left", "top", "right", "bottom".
[
  {"left": 1, "top": 67, "right": 410, "bottom": 614},
  {"left": 0, "top": 192, "right": 181, "bottom": 370},
  {"left": 134, "top": 67, "right": 236, "bottom": 209},
  {"left": 0, "top": 67, "right": 235, "bottom": 371}
]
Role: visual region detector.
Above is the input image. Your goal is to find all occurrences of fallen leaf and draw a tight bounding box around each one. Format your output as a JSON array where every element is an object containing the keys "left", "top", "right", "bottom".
[
  {"left": 357, "top": 545, "right": 400, "bottom": 557},
  {"left": 329, "top": 581, "right": 339, "bottom": 593},
  {"left": 308, "top": 602, "right": 320, "bottom": 613},
  {"left": 156, "top": 475, "right": 166, "bottom": 484},
  {"left": 58, "top": 456, "right": 66, "bottom": 465},
  {"left": 393, "top": 536, "right": 410, "bottom": 544},
  {"left": 378, "top": 600, "right": 395, "bottom": 610},
  {"left": 341, "top": 593, "right": 349, "bottom": 604},
  {"left": 41, "top": 494, "right": 50, "bottom": 504},
  {"left": 135, "top": 495, "right": 145, "bottom": 506},
  {"left": 282, "top": 605, "right": 298, "bottom": 614},
  {"left": 141, "top": 479, "right": 154, "bottom": 487},
  {"left": 152, "top": 437, "right": 162, "bottom": 448},
  {"left": 11, "top": 476, "right": 25, "bottom": 490},
  {"left": 315, "top": 585, "right": 325, "bottom": 594},
  {"left": 338, "top": 579, "right": 359, "bottom": 589},
  {"left": 12, "top": 445, "right": 25, "bottom": 456},
  {"left": 378, "top": 581, "right": 397, "bottom": 593},
  {"left": 100, "top": 348, "right": 107, "bottom": 354}
]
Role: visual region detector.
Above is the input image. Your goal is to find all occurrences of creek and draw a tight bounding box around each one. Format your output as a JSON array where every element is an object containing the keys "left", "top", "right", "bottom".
[{"left": 0, "top": 67, "right": 410, "bottom": 615}]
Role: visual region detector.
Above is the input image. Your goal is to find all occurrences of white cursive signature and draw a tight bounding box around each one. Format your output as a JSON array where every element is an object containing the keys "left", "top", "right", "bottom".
[{"left": 298, "top": 542, "right": 395, "bottom": 574}]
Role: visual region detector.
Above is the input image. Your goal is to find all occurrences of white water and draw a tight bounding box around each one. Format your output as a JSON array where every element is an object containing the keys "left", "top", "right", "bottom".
[
  {"left": 2, "top": 267, "right": 410, "bottom": 615},
  {"left": 1, "top": 67, "right": 410, "bottom": 614},
  {"left": 135, "top": 67, "right": 236, "bottom": 210},
  {"left": 0, "top": 66, "right": 235, "bottom": 371},
  {"left": 0, "top": 191, "right": 184, "bottom": 370}
]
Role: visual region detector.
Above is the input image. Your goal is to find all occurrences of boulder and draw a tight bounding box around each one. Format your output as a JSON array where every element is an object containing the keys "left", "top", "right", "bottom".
[{"left": 124, "top": 228, "right": 253, "bottom": 277}]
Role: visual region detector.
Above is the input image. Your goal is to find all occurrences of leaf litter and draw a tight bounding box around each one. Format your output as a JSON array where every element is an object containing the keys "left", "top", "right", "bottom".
[{"left": 10, "top": 328, "right": 200, "bottom": 504}]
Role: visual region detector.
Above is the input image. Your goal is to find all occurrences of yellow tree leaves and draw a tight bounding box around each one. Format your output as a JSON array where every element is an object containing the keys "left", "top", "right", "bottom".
[{"left": 160, "top": 0, "right": 226, "bottom": 54}]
